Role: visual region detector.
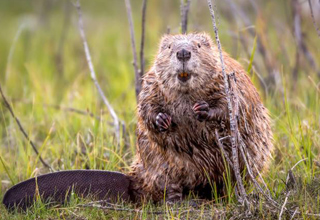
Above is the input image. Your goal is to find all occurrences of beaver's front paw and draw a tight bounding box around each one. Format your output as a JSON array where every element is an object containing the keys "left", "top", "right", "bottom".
[
  {"left": 193, "top": 101, "right": 212, "bottom": 122},
  {"left": 156, "top": 113, "right": 172, "bottom": 132}
]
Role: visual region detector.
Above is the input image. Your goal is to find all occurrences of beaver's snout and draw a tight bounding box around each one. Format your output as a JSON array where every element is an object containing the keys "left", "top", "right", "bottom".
[
  {"left": 176, "top": 49, "right": 192, "bottom": 83},
  {"left": 176, "top": 49, "right": 191, "bottom": 62}
]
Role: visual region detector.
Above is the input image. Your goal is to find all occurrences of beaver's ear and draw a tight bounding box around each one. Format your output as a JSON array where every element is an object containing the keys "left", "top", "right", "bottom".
[
  {"left": 159, "top": 34, "right": 171, "bottom": 51},
  {"left": 197, "top": 33, "right": 214, "bottom": 48}
]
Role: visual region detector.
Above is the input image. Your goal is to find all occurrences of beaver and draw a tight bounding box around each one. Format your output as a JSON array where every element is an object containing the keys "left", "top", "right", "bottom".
[
  {"left": 128, "top": 32, "right": 273, "bottom": 203},
  {"left": 2, "top": 33, "right": 273, "bottom": 210}
]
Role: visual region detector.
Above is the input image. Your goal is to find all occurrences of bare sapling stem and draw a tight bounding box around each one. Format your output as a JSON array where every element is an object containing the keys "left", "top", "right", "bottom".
[{"left": 75, "top": 0, "right": 120, "bottom": 143}]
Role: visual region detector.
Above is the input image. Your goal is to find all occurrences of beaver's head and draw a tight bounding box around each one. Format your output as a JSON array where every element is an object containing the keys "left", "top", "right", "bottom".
[{"left": 154, "top": 33, "right": 216, "bottom": 94}]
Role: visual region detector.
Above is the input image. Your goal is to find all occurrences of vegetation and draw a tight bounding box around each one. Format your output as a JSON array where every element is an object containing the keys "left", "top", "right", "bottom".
[{"left": 0, "top": 0, "right": 319, "bottom": 219}]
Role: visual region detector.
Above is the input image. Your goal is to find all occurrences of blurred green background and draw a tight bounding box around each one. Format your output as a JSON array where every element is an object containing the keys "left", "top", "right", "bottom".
[{"left": 0, "top": 0, "right": 319, "bottom": 218}]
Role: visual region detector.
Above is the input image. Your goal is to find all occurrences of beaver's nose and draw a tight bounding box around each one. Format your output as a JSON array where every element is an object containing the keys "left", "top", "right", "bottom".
[{"left": 176, "top": 49, "right": 191, "bottom": 62}]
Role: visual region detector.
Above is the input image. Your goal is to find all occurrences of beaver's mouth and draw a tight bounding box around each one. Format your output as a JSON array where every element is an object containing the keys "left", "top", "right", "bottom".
[{"left": 177, "top": 72, "right": 191, "bottom": 82}]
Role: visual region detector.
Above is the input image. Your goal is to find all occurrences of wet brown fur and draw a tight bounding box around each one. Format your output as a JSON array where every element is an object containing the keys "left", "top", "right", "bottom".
[{"left": 128, "top": 33, "right": 273, "bottom": 203}]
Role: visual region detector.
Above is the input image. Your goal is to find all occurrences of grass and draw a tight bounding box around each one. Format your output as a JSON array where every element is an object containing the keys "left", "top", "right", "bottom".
[{"left": 1, "top": 0, "right": 320, "bottom": 219}]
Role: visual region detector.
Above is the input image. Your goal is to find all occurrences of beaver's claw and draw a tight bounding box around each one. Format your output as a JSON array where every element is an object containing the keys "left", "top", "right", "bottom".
[
  {"left": 193, "top": 101, "right": 211, "bottom": 122},
  {"left": 156, "top": 113, "right": 172, "bottom": 132}
]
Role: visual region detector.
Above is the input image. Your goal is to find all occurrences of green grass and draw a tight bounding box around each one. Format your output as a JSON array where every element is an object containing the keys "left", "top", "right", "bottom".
[{"left": 1, "top": 0, "right": 320, "bottom": 219}]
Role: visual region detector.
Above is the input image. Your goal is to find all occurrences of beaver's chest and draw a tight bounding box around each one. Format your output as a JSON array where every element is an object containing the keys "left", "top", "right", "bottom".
[
  {"left": 161, "top": 100, "right": 218, "bottom": 154},
  {"left": 165, "top": 99, "right": 202, "bottom": 128}
]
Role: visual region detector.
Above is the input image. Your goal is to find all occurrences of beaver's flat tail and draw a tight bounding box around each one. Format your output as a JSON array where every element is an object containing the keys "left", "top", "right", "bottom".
[{"left": 2, "top": 170, "right": 131, "bottom": 211}]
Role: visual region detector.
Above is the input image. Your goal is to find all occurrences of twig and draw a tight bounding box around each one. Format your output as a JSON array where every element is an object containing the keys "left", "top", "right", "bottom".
[
  {"left": 180, "top": 0, "right": 185, "bottom": 33},
  {"left": 75, "top": 0, "right": 120, "bottom": 143},
  {"left": 0, "top": 83, "right": 53, "bottom": 170},
  {"left": 290, "top": 207, "right": 298, "bottom": 220},
  {"left": 253, "top": 162, "right": 270, "bottom": 196},
  {"left": 285, "top": 158, "right": 307, "bottom": 186},
  {"left": 207, "top": 1, "right": 320, "bottom": 216},
  {"left": 308, "top": 76, "right": 320, "bottom": 93},
  {"left": 139, "top": 0, "right": 147, "bottom": 78},
  {"left": 166, "top": 26, "right": 171, "bottom": 34},
  {"left": 8, "top": 99, "right": 107, "bottom": 122},
  {"left": 292, "top": 0, "right": 319, "bottom": 79},
  {"left": 238, "top": 138, "right": 278, "bottom": 207},
  {"left": 66, "top": 209, "right": 88, "bottom": 220},
  {"left": 225, "top": 0, "right": 279, "bottom": 86},
  {"left": 78, "top": 200, "right": 210, "bottom": 215},
  {"left": 240, "top": 141, "right": 320, "bottom": 217},
  {"left": 290, "top": 158, "right": 307, "bottom": 171},
  {"left": 232, "top": 31, "right": 268, "bottom": 95},
  {"left": 206, "top": 0, "right": 247, "bottom": 204},
  {"left": 44, "top": 104, "right": 103, "bottom": 121},
  {"left": 124, "top": 0, "right": 141, "bottom": 98},
  {"left": 215, "top": 130, "right": 234, "bottom": 170},
  {"left": 181, "top": 0, "right": 191, "bottom": 34},
  {"left": 279, "top": 191, "right": 290, "bottom": 220},
  {"left": 307, "top": 0, "right": 320, "bottom": 37}
]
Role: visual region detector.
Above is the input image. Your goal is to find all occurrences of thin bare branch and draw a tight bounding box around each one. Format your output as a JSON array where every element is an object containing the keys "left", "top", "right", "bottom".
[
  {"left": 206, "top": 0, "right": 247, "bottom": 204},
  {"left": 180, "top": 0, "right": 184, "bottom": 33},
  {"left": 0, "top": 84, "right": 53, "bottom": 170},
  {"left": 279, "top": 191, "right": 290, "bottom": 220},
  {"left": 252, "top": 162, "right": 270, "bottom": 195},
  {"left": 75, "top": 0, "right": 120, "bottom": 143},
  {"left": 9, "top": 99, "right": 108, "bottom": 122},
  {"left": 139, "top": 0, "right": 147, "bottom": 78},
  {"left": 231, "top": 30, "right": 268, "bottom": 95},
  {"left": 207, "top": 0, "right": 320, "bottom": 217},
  {"left": 215, "top": 130, "right": 234, "bottom": 170},
  {"left": 239, "top": 139, "right": 320, "bottom": 217},
  {"left": 238, "top": 139, "right": 278, "bottom": 207},
  {"left": 124, "top": 0, "right": 141, "bottom": 98},
  {"left": 44, "top": 104, "right": 103, "bottom": 121},
  {"left": 225, "top": 0, "right": 279, "bottom": 86},
  {"left": 291, "top": 158, "right": 307, "bottom": 171},
  {"left": 307, "top": 0, "right": 320, "bottom": 37},
  {"left": 290, "top": 208, "right": 298, "bottom": 220},
  {"left": 292, "top": 0, "right": 319, "bottom": 78},
  {"left": 181, "top": 0, "right": 191, "bottom": 34},
  {"left": 286, "top": 158, "right": 307, "bottom": 185},
  {"left": 78, "top": 200, "right": 214, "bottom": 215},
  {"left": 166, "top": 26, "right": 171, "bottom": 34}
]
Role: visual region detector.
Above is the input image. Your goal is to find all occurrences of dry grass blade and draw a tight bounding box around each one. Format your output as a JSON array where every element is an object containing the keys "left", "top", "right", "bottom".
[
  {"left": 206, "top": 0, "right": 247, "bottom": 204},
  {"left": 124, "top": 0, "right": 141, "bottom": 98},
  {"left": 0, "top": 155, "right": 15, "bottom": 185},
  {"left": 0, "top": 84, "right": 53, "bottom": 171},
  {"left": 74, "top": 0, "right": 120, "bottom": 143}
]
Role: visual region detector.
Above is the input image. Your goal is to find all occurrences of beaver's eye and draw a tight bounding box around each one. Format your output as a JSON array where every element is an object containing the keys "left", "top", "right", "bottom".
[
  {"left": 168, "top": 44, "right": 171, "bottom": 49},
  {"left": 197, "top": 43, "right": 201, "bottom": 48}
]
